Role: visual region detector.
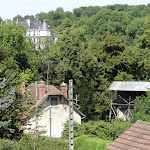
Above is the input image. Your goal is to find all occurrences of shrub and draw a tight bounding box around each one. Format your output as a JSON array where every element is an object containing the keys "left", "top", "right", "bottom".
[
  {"left": 0, "top": 139, "right": 17, "bottom": 150},
  {"left": 17, "top": 134, "right": 68, "bottom": 150},
  {"left": 62, "top": 120, "right": 132, "bottom": 140},
  {"left": 132, "top": 94, "right": 150, "bottom": 122}
]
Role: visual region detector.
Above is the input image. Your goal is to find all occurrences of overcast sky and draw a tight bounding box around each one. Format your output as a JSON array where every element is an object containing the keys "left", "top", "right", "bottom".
[{"left": 1, "top": 0, "right": 150, "bottom": 20}]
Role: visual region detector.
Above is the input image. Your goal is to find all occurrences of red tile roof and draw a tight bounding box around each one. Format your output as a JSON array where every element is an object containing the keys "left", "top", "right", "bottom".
[
  {"left": 105, "top": 120, "right": 150, "bottom": 150},
  {"left": 25, "top": 82, "right": 86, "bottom": 118}
]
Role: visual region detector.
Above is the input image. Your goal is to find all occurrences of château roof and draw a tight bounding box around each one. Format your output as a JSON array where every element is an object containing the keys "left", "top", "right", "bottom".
[{"left": 18, "top": 19, "right": 50, "bottom": 30}]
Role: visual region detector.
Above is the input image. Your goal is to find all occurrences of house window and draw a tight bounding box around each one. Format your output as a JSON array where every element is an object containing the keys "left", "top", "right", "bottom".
[{"left": 51, "top": 98, "right": 57, "bottom": 106}]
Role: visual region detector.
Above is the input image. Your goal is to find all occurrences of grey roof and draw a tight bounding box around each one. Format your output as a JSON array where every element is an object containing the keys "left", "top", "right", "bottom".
[
  {"left": 42, "top": 20, "right": 48, "bottom": 30},
  {"left": 29, "top": 20, "right": 42, "bottom": 29},
  {"left": 108, "top": 81, "right": 150, "bottom": 91},
  {"left": 18, "top": 20, "right": 49, "bottom": 30},
  {"left": 19, "top": 20, "right": 29, "bottom": 27}
]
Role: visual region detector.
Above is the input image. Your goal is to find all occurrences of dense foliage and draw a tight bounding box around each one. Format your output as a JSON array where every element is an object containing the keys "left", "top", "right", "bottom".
[
  {"left": 8, "top": 4, "right": 150, "bottom": 121},
  {"left": 0, "top": 79, "right": 15, "bottom": 128},
  {"left": 0, "top": 120, "right": 132, "bottom": 150},
  {"left": 62, "top": 120, "right": 132, "bottom": 140},
  {"left": 37, "top": 4, "right": 150, "bottom": 120},
  {"left": 132, "top": 93, "right": 150, "bottom": 122},
  {"left": 0, "top": 4, "right": 150, "bottom": 132},
  {"left": 0, "top": 134, "right": 111, "bottom": 150},
  {"left": 0, "top": 135, "right": 68, "bottom": 150},
  {"left": 0, "top": 23, "right": 38, "bottom": 139}
]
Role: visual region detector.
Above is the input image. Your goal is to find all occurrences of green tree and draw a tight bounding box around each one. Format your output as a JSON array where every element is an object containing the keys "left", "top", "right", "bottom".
[
  {"left": 13, "top": 15, "right": 23, "bottom": 22},
  {"left": 0, "top": 23, "right": 39, "bottom": 85},
  {"left": 132, "top": 93, "right": 150, "bottom": 122},
  {"left": 139, "top": 16, "right": 150, "bottom": 49},
  {"left": 24, "top": 15, "right": 35, "bottom": 20},
  {"left": 0, "top": 79, "right": 15, "bottom": 128}
]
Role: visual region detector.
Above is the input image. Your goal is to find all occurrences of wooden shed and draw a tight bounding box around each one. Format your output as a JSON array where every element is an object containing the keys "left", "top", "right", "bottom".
[{"left": 108, "top": 81, "right": 150, "bottom": 120}]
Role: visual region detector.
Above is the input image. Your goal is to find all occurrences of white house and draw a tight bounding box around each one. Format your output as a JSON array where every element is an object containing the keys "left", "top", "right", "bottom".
[
  {"left": 18, "top": 19, "right": 59, "bottom": 49},
  {"left": 22, "top": 81, "right": 85, "bottom": 138}
]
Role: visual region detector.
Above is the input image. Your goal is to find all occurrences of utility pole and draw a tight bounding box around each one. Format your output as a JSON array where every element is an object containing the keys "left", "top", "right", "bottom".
[
  {"left": 69, "top": 79, "right": 74, "bottom": 150},
  {"left": 42, "top": 60, "right": 59, "bottom": 90},
  {"left": 42, "top": 60, "right": 59, "bottom": 144}
]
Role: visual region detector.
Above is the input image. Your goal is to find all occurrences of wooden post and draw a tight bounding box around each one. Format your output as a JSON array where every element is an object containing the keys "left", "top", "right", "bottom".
[
  {"left": 69, "top": 79, "right": 74, "bottom": 150},
  {"left": 127, "top": 96, "right": 131, "bottom": 120},
  {"left": 109, "top": 100, "right": 112, "bottom": 122}
]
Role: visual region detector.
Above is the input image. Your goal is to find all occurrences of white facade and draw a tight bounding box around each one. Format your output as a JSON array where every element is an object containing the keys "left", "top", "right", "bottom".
[
  {"left": 19, "top": 19, "right": 58, "bottom": 49},
  {"left": 24, "top": 95, "right": 81, "bottom": 138}
]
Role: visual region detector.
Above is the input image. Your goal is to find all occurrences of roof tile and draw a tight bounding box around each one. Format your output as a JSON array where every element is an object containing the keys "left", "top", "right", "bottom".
[{"left": 105, "top": 120, "right": 150, "bottom": 150}]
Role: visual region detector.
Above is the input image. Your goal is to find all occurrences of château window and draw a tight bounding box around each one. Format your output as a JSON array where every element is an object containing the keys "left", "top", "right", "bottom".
[{"left": 51, "top": 98, "right": 57, "bottom": 106}]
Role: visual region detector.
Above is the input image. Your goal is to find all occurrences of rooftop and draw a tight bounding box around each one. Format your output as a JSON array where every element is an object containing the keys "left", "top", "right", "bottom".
[
  {"left": 108, "top": 81, "right": 150, "bottom": 91},
  {"left": 18, "top": 19, "right": 49, "bottom": 30},
  {"left": 105, "top": 120, "right": 150, "bottom": 150}
]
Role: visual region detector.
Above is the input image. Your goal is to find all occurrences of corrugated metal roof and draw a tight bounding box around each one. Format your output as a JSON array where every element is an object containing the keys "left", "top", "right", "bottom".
[{"left": 108, "top": 81, "right": 150, "bottom": 91}]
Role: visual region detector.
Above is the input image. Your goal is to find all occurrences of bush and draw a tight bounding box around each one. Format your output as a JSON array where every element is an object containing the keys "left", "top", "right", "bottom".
[
  {"left": 62, "top": 120, "right": 132, "bottom": 140},
  {"left": 17, "top": 134, "right": 68, "bottom": 150},
  {"left": 132, "top": 94, "right": 150, "bottom": 122},
  {"left": 0, "top": 134, "right": 68, "bottom": 150},
  {"left": 0, "top": 139, "right": 17, "bottom": 150}
]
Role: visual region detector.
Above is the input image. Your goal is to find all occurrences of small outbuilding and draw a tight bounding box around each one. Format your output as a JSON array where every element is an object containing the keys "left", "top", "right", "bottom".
[{"left": 108, "top": 81, "right": 150, "bottom": 120}]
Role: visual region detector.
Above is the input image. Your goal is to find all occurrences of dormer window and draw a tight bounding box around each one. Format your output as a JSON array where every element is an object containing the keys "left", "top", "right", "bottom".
[{"left": 51, "top": 98, "right": 57, "bottom": 106}]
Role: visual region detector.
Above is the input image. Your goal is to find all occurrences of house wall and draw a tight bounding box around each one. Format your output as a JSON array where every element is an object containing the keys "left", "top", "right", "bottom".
[{"left": 24, "top": 96, "right": 81, "bottom": 138}]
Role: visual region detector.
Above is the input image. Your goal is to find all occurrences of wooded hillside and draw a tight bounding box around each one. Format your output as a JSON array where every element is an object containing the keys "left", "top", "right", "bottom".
[{"left": 1, "top": 4, "right": 150, "bottom": 122}]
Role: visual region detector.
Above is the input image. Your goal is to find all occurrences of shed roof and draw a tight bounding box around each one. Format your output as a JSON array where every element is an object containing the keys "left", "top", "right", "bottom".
[
  {"left": 105, "top": 120, "right": 150, "bottom": 150},
  {"left": 108, "top": 81, "right": 150, "bottom": 91}
]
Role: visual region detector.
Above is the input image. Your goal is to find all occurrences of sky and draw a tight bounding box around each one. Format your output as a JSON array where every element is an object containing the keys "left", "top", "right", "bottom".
[{"left": 1, "top": 0, "right": 150, "bottom": 20}]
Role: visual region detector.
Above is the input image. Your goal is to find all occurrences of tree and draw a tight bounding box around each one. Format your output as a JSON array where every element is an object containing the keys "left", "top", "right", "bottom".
[
  {"left": 0, "top": 78, "right": 15, "bottom": 128},
  {"left": 24, "top": 15, "right": 35, "bottom": 20},
  {"left": 0, "top": 23, "right": 39, "bottom": 139},
  {"left": 132, "top": 93, "right": 150, "bottom": 122},
  {"left": 13, "top": 15, "right": 23, "bottom": 22},
  {"left": 0, "top": 23, "right": 40, "bottom": 85},
  {"left": 139, "top": 16, "right": 150, "bottom": 49}
]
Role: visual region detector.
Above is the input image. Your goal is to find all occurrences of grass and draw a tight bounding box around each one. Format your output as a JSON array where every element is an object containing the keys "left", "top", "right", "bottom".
[
  {"left": 75, "top": 135, "right": 112, "bottom": 150},
  {"left": 0, "top": 134, "right": 111, "bottom": 150}
]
